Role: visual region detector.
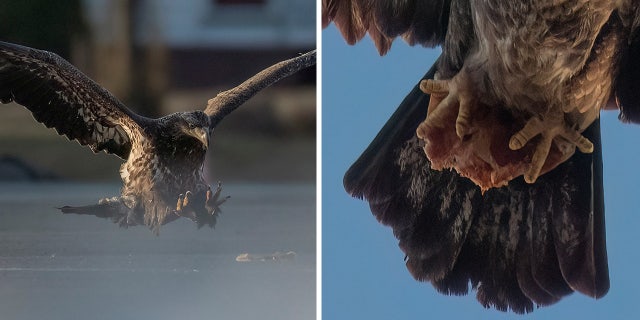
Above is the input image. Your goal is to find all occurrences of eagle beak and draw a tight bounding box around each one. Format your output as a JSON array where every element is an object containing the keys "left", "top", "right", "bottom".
[{"left": 190, "top": 127, "right": 209, "bottom": 148}]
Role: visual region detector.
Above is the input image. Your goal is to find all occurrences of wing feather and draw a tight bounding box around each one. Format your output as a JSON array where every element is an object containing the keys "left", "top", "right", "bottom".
[
  {"left": 615, "top": 5, "right": 640, "bottom": 123},
  {"left": 323, "top": 0, "right": 452, "bottom": 55},
  {"left": 344, "top": 63, "right": 609, "bottom": 313},
  {"left": 0, "top": 41, "right": 145, "bottom": 159}
]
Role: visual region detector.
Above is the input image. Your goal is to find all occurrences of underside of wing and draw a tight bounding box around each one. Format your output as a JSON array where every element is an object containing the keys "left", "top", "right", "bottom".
[
  {"left": 0, "top": 41, "right": 144, "bottom": 159},
  {"left": 616, "top": 5, "right": 640, "bottom": 123},
  {"left": 322, "top": 0, "right": 452, "bottom": 54},
  {"left": 344, "top": 64, "right": 609, "bottom": 313}
]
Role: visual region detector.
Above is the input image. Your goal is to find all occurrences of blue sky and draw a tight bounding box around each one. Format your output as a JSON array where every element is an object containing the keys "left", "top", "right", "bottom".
[{"left": 322, "top": 24, "right": 640, "bottom": 319}]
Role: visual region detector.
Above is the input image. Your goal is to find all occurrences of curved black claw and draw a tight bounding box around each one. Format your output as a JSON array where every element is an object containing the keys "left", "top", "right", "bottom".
[
  {"left": 174, "top": 191, "right": 197, "bottom": 221},
  {"left": 171, "top": 183, "right": 229, "bottom": 229},
  {"left": 206, "top": 181, "right": 231, "bottom": 215}
]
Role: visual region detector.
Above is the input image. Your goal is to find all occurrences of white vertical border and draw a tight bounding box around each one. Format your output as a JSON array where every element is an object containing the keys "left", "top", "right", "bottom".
[{"left": 315, "top": 0, "right": 322, "bottom": 319}]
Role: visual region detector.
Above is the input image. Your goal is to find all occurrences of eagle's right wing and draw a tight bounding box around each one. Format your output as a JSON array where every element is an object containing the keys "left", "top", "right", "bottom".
[{"left": 0, "top": 41, "right": 146, "bottom": 159}]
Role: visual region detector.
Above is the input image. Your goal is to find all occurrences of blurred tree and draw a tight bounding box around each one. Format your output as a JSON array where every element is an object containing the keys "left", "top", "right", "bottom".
[
  {"left": 0, "top": 0, "right": 87, "bottom": 59},
  {"left": 129, "top": 0, "right": 167, "bottom": 118}
]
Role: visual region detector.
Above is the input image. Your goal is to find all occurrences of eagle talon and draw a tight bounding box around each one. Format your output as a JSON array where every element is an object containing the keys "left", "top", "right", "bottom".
[
  {"left": 176, "top": 193, "right": 185, "bottom": 211},
  {"left": 524, "top": 134, "right": 554, "bottom": 184},
  {"left": 173, "top": 191, "right": 198, "bottom": 222},
  {"left": 418, "top": 72, "right": 476, "bottom": 140},
  {"left": 183, "top": 191, "right": 192, "bottom": 207},
  {"left": 510, "top": 113, "right": 593, "bottom": 183},
  {"left": 206, "top": 182, "right": 230, "bottom": 215},
  {"left": 420, "top": 78, "right": 449, "bottom": 95},
  {"left": 509, "top": 117, "right": 544, "bottom": 151},
  {"left": 175, "top": 191, "right": 193, "bottom": 213}
]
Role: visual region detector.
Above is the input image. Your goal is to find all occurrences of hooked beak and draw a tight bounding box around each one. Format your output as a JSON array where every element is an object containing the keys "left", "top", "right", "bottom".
[{"left": 188, "top": 127, "right": 209, "bottom": 148}]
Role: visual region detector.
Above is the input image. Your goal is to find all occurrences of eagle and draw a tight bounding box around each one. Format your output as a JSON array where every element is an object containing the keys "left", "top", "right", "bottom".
[
  {"left": 0, "top": 41, "right": 315, "bottom": 233},
  {"left": 324, "top": 0, "right": 640, "bottom": 314}
]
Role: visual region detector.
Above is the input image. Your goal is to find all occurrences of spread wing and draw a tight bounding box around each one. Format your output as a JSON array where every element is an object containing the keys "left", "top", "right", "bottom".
[
  {"left": 616, "top": 5, "right": 640, "bottom": 123},
  {"left": 0, "top": 41, "right": 145, "bottom": 159},
  {"left": 322, "top": 0, "right": 453, "bottom": 55},
  {"left": 344, "top": 64, "right": 609, "bottom": 313},
  {"left": 204, "top": 50, "right": 316, "bottom": 127}
]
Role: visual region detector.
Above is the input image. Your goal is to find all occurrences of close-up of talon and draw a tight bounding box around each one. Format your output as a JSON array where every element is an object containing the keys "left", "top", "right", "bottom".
[
  {"left": 509, "top": 116, "right": 544, "bottom": 151},
  {"left": 183, "top": 191, "right": 192, "bottom": 207},
  {"left": 419, "top": 79, "right": 453, "bottom": 130},
  {"left": 205, "top": 182, "right": 230, "bottom": 216},
  {"left": 176, "top": 193, "right": 185, "bottom": 211},
  {"left": 209, "top": 182, "right": 228, "bottom": 205},
  {"left": 417, "top": 70, "right": 478, "bottom": 144},
  {"left": 420, "top": 79, "right": 449, "bottom": 95},
  {"left": 524, "top": 134, "right": 554, "bottom": 184},
  {"left": 508, "top": 112, "right": 595, "bottom": 184},
  {"left": 560, "top": 126, "right": 594, "bottom": 153}
]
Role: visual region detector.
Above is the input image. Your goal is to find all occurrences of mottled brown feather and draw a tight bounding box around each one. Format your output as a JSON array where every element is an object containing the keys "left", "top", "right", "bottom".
[
  {"left": 344, "top": 66, "right": 607, "bottom": 313},
  {"left": 323, "top": 0, "right": 451, "bottom": 55},
  {"left": 0, "top": 41, "right": 143, "bottom": 159}
]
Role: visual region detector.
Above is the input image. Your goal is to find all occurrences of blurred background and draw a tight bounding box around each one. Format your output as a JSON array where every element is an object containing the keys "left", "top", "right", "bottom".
[{"left": 0, "top": 0, "right": 315, "bottom": 183}]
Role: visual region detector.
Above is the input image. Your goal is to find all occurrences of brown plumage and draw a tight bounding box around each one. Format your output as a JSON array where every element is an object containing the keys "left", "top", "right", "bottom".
[
  {"left": 0, "top": 41, "right": 315, "bottom": 233},
  {"left": 0, "top": 41, "right": 224, "bottom": 232},
  {"left": 326, "top": 0, "right": 640, "bottom": 313}
]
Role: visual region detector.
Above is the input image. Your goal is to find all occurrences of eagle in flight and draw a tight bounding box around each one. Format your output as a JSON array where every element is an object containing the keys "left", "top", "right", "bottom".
[
  {"left": 324, "top": 0, "right": 639, "bottom": 314},
  {"left": 0, "top": 41, "right": 315, "bottom": 233}
]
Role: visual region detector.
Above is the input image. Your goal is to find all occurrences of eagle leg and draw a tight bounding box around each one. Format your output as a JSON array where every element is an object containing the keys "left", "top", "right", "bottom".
[
  {"left": 509, "top": 112, "right": 594, "bottom": 183},
  {"left": 59, "top": 196, "right": 143, "bottom": 227}
]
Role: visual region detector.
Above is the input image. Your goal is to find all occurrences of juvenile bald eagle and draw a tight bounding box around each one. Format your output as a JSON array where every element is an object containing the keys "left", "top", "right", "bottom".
[
  {"left": 324, "top": 0, "right": 640, "bottom": 313},
  {"left": 0, "top": 41, "right": 315, "bottom": 233}
]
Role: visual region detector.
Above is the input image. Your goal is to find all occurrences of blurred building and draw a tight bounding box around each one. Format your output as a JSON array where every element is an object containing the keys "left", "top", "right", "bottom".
[
  {"left": 0, "top": 0, "right": 315, "bottom": 182},
  {"left": 80, "top": 0, "right": 315, "bottom": 117}
]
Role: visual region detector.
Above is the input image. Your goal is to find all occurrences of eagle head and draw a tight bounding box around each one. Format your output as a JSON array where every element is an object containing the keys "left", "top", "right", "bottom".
[{"left": 177, "top": 111, "right": 210, "bottom": 149}]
